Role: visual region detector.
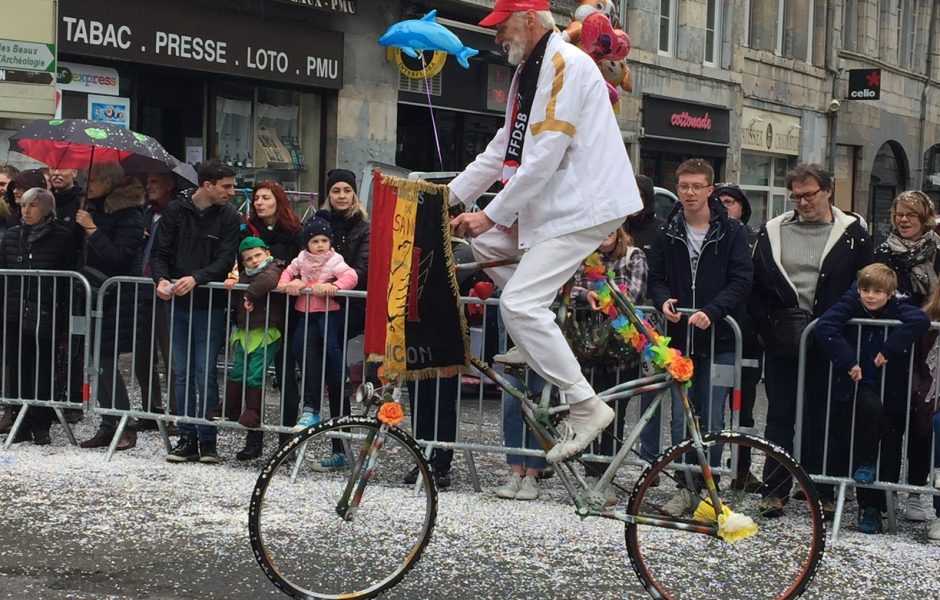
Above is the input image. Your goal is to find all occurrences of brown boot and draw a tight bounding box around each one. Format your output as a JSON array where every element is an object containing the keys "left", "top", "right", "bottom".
[
  {"left": 0, "top": 405, "right": 17, "bottom": 434},
  {"left": 238, "top": 387, "right": 264, "bottom": 428},
  {"left": 208, "top": 381, "right": 244, "bottom": 421}
]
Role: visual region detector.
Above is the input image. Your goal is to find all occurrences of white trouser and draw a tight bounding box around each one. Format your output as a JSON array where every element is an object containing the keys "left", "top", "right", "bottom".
[{"left": 472, "top": 218, "right": 624, "bottom": 404}]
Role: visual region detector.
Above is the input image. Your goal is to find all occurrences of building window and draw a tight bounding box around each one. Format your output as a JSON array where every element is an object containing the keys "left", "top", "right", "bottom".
[
  {"left": 704, "top": 0, "right": 722, "bottom": 66},
  {"left": 748, "top": 0, "right": 814, "bottom": 62},
  {"left": 740, "top": 153, "right": 796, "bottom": 224},
  {"left": 842, "top": 0, "right": 858, "bottom": 52},
  {"left": 898, "top": 0, "right": 920, "bottom": 70},
  {"left": 659, "top": 0, "right": 677, "bottom": 56}
]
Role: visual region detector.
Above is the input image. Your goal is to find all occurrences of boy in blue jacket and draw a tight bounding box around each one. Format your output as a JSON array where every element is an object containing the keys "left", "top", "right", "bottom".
[{"left": 814, "top": 263, "right": 930, "bottom": 534}]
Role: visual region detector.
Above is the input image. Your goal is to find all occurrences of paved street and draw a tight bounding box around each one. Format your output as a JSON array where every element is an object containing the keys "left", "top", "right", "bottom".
[{"left": 1, "top": 407, "right": 939, "bottom": 600}]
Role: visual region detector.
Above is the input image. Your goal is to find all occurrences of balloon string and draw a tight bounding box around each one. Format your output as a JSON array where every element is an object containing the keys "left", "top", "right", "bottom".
[{"left": 421, "top": 53, "right": 445, "bottom": 170}]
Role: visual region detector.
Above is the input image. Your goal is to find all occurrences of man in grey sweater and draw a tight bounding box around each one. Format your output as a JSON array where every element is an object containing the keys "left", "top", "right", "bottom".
[{"left": 749, "top": 163, "right": 872, "bottom": 519}]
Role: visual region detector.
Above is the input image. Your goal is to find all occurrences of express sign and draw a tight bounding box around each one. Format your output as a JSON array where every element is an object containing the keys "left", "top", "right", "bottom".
[{"left": 847, "top": 69, "right": 881, "bottom": 100}]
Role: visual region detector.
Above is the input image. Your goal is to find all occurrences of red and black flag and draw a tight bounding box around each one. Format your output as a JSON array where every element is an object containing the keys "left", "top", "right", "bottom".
[{"left": 364, "top": 173, "right": 469, "bottom": 381}]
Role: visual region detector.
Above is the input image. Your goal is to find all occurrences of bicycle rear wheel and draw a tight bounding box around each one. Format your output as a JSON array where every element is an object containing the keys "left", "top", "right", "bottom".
[
  {"left": 249, "top": 415, "right": 438, "bottom": 599},
  {"left": 625, "top": 432, "right": 825, "bottom": 599}
]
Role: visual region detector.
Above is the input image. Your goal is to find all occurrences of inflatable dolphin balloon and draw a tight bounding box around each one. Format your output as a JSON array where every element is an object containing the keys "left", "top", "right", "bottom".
[{"left": 379, "top": 10, "right": 479, "bottom": 68}]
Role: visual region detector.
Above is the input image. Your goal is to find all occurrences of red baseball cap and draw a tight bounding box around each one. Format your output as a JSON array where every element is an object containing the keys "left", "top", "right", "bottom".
[{"left": 478, "top": 0, "right": 550, "bottom": 27}]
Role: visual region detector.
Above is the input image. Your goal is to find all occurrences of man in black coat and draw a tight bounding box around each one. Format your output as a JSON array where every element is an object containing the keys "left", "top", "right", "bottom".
[
  {"left": 152, "top": 159, "right": 241, "bottom": 464},
  {"left": 646, "top": 159, "right": 752, "bottom": 517},
  {"left": 625, "top": 174, "right": 665, "bottom": 254}
]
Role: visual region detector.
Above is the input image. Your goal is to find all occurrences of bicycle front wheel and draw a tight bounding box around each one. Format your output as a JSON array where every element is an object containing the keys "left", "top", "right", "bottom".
[
  {"left": 625, "top": 432, "right": 825, "bottom": 600},
  {"left": 249, "top": 415, "right": 438, "bottom": 599}
]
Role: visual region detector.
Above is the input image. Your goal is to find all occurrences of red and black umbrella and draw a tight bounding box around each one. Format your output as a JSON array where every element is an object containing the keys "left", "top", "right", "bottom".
[{"left": 9, "top": 118, "right": 179, "bottom": 174}]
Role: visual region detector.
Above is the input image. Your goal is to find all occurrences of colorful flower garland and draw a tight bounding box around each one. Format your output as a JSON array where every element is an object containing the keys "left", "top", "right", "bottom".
[{"left": 583, "top": 253, "right": 694, "bottom": 385}]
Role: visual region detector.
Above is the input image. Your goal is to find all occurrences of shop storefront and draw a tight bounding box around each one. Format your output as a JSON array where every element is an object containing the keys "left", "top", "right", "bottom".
[
  {"left": 57, "top": 0, "right": 344, "bottom": 192},
  {"left": 739, "top": 106, "right": 801, "bottom": 225},
  {"left": 639, "top": 96, "right": 730, "bottom": 190},
  {"left": 394, "top": 17, "right": 505, "bottom": 173}
]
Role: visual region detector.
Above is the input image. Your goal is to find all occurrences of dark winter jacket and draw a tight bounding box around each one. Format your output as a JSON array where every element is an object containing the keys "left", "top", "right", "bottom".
[
  {"left": 712, "top": 184, "right": 756, "bottom": 245},
  {"left": 813, "top": 282, "right": 929, "bottom": 411},
  {"left": 646, "top": 197, "right": 753, "bottom": 354},
  {"left": 233, "top": 260, "right": 286, "bottom": 332},
  {"left": 872, "top": 240, "right": 940, "bottom": 308},
  {"left": 625, "top": 174, "right": 664, "bottom": 254},
  {"left": 321, "top": 210, "right": 370, "bottom": 290},
  {"left": 750, "top": 206, "right": 872, "bottom": 323},
  {"left": 150, "top": 189, "right": 242, "bottom": 309},
  {"left": 0, "top": 219, "right": 77, "bottom": 337},
  {"left": 53, "top": 183, "right": 86, "bottom": 251},
  {"left": 241, "top": 217, "right": 302, "bottom": 266}
]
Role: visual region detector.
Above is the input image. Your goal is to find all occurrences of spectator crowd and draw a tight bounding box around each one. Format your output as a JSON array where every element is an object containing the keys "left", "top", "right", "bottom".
[{"left": 0, "top": 158, "right": 938, "bottom": 545}]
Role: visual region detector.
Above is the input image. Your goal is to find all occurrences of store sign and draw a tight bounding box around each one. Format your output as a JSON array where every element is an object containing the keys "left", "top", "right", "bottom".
[
  {"left": 0, "top": 38, "right": 55, "bottom": 73},
  {"left": 57, "top": 61, "right": 119, "bottom": 95},
  {"left": 273, "top": 0, "right": 357, "bottom": 14},
  {"left": 59, "top": 0, "right": 343, "bottom": 89},
  {"left": 741, "top": 107, "right": 801, "bottom": 156},
  {"left": 642, "top": 96, "right": 729, "bottom": 145},
  {"left": 847, "top": 68, "right": 881, "bottom": 100},
  {"left": 87, "top": 93, "right": 130, "bottom": 128}
]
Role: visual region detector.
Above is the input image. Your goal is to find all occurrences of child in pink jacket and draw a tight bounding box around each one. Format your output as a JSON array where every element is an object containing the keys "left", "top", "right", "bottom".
[{"left": 279, "top": 214, "right": 357, "bottom": 469}]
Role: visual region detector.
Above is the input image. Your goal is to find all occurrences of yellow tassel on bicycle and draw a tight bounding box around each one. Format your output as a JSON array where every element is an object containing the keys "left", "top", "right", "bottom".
[{"left": 694, "top": 499, "right": 759, "bottom": 543}]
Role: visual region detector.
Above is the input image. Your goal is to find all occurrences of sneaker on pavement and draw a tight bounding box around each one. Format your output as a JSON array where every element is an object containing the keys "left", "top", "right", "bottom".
[
  {"left": 853, "top": 464, "right": 876, "bottom": 484},
  {"left": 198, "top": 439, "right": 220, "bottom": 464},
  {"left": 661, "top": 488, "right": 698, "bottom": 518},
  {"left": 166, "top": 437, "right": 200, "bottom": 463},
  {"left": 929, "top": 519, "right": 940, "bottom": 545},
  {"left": 821, "top": 499, "right": 837, "bottom": 521},
  {"left": 434, "top": 467, "right": 452, "bottom": 489},
  {"left": 403, "top": 465, "right": 420, "bottom": 485},
  {"left": 904, "top": 494, "right": 930, "bottom": 522},
  {"left": 292, "top": 411, "right": 321, "bottom": 433},
  {"left": 934, "top": 471, "right": 940, "bottom": 490},
  {"left": 313, "top": 452, "right": 348, "bottom": 472},
  {"left": 515, "top": 475, "right": 540, "bottom": 501},
  {"left": 495, "top": 472, "right": 523, "bottom": 499},
  {"left": 493, "top": 346, "right": 525, "bottom": 366},
  {"left": 545, "top": 398, "right": 615, "bottom": 463},
  {"left": 857, "top": 506, "right": 883, "bottom": 534},
  {"left": 730, "top": 471, "right": 763, "bottom": 493}
]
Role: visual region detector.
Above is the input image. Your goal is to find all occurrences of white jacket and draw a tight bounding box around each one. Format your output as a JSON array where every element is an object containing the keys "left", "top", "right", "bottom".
[{"left": 449, "top": 32, "right": 642, "bottom": 249}]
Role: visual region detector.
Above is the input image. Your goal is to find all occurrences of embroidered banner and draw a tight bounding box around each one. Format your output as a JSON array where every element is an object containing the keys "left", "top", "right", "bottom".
[{"left": 364, "top": 173, "right": 469, "bottom": 380}]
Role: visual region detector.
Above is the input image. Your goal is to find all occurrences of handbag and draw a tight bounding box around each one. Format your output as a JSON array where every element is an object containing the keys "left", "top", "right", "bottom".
[
  {"left": 762, "top": 307, "right": 813, "bottom": 358},
  {"left": 563, "top": 308, "right": 638, "bottom": 368}
]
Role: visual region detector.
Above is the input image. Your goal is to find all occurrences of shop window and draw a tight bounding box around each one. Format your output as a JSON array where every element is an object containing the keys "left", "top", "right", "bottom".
[
  {"left": 659, "top": 0, "right": 677, "bottom": 56},
  {"left": 923, "top": 144, "right": 940, "bottom": 209},
  {"left": 740, "top": 153, "right": 795, "bottom": 223},
  {"left": 704, "top": 0, "right": 722, "bottom": 66},
  {"left": 214, "top": 83, "right": 320, "bottom": 193},
  {"left": 869, "top": 141, "right": 909, "bottom": 244}
]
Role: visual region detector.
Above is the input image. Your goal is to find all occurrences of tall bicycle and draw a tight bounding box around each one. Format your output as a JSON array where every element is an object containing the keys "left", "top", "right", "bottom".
[{"left": 248, "top": 268, "right": 825, "bottom": 600}]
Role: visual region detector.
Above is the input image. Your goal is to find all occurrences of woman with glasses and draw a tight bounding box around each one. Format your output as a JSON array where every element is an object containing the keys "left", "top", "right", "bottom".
[{"left": 872, "top": 189, "right": 939, "bottom": 524}]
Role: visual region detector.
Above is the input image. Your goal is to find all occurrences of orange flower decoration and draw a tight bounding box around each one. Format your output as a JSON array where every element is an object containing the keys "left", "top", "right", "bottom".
[
  {"left": 666, "top": 356, "right": 694, "bottom": 382},
  {"left": 377, "top": 401, "right": 405, "bottom": 426}
]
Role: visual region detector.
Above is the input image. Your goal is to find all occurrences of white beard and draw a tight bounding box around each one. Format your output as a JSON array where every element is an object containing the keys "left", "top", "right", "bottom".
[{"left": 505, "top": 40, "right": 526, "bottom": 66}]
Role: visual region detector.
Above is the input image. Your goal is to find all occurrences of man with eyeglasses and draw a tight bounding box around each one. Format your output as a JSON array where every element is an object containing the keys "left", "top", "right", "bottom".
[
  {"left": 750, "top": 163, "right": 872, "bottom": 520},
  {"left": 647, "top": 159, "right": 753, "bottom": 517}
]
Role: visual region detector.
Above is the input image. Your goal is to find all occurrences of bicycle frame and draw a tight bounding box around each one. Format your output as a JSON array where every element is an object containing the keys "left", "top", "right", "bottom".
[{"left": 468, "top": 274, "right": 728, "bottom": 538}]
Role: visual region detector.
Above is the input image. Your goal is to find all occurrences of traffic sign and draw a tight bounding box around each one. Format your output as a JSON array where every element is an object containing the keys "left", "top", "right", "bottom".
[{"left": 0, "top": 39, "right": 56, "bottom": 73}]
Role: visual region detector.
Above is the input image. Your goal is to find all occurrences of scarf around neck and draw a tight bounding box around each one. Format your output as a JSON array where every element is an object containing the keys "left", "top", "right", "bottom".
[
  {"left": 501, "top": 31, "right": 551, "bottom": 184},
  {"left": 885, "top": 230, "right": 940, "bottom": 295}
]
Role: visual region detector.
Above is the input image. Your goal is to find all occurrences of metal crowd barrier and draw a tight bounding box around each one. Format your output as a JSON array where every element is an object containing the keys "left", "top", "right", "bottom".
[
  {"left": 0, "top": 269, "right": 94, "bottom": 448},
  {"left": 795, "top": 318, "right": 940, "bottom": 542}
]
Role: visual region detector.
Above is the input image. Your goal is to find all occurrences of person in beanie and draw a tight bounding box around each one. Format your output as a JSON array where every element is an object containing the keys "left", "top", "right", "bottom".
[
  {"left": 3, "top": 169, "right": 48, "bottom": 230},
  {"left": 278, "top": 212, "right": 357, "bottom": 470},
  {"left": 626, "top": 174, "right": 665, "bottom": 254},
  {"left": 209, "top": 237, "right": 285, "bottom": 458}
]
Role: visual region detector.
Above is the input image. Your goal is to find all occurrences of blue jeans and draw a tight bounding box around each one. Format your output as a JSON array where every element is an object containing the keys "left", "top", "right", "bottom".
[
  {"left": 502, "top": 370, "right": 547, "bottom": 471},
  {"left": 168, "top": 305, "right": 226, "bottom": 442},
  {"left": 671, "top": 351, "right": 733, "bottom": 469},
  {"left": 292, "top": 311, "right": 344, "bottom": 416}
]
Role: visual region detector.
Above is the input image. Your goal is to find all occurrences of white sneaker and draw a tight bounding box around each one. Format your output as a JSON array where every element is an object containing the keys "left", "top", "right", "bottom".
[
  {"left": 934, "top": 471, "right": 940, "bottom": 490},
  {"left": 905, "top": 494, "right": 930, "bottom": 522},
  {"left": 545, "top": 398, "right": 615, "bottom": 463},
  {"left": 515, "top": 475, "right": 540, "bottom": 501},
  {"left": 493, "top": 346, "right": 525, "bottom": 366},
  {"left": 495, "top": 472, "right": 523, "bottom": 499},
  {"left": 929, "top": 519, "right": 940, "bottom": 545},
  {"left": 661, "top": 488, "right": 699, "bottom": 518}
]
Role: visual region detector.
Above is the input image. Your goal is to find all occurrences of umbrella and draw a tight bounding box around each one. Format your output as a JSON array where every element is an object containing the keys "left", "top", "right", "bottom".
[
  {"left": 134, "top": 133, "right": 198, "bottom": 189},
  {"left": 9, "top": 118, "right": 179, "bottom": 174}
]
